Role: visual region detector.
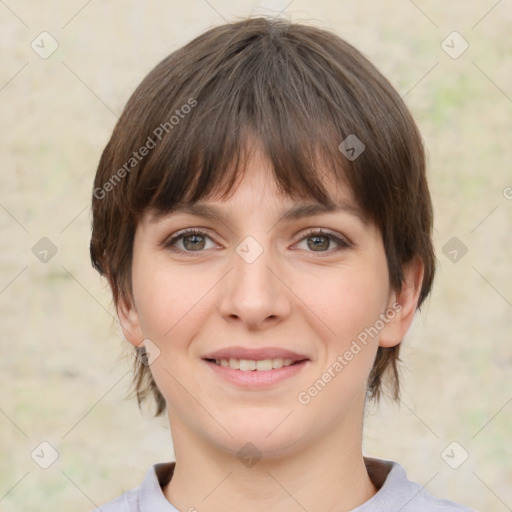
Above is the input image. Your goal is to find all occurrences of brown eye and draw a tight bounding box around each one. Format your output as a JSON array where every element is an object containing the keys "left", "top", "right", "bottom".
[
  {"left": 307, "top": 235, "right": 330, "bottom": 251},
  {"left": 296, "top": 229, "right": 351, "bottom": 255},
  {"left": 182, "top": 233, "right": 206, "bottom": 251},
  {"left": 165, "top": 229, "right": 216, "bottom": 255}
]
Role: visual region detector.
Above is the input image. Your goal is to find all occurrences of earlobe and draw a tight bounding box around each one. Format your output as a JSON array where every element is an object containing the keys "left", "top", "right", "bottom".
[
  {"left": 116, "top": 296, "right": 144, "bottom": 347},
  {"left": 379, "top": 257, "right": 425, "bottom": 348}
]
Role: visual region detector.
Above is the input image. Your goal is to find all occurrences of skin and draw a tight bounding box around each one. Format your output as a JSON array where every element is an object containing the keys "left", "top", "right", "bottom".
[{"left": 117, "top": 147, "right": 424, "bottom": 512}]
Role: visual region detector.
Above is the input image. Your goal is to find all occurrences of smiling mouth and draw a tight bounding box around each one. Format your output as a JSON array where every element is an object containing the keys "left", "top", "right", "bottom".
[{"left": 204, "top": 358, "right": 306, "bottom": 371}]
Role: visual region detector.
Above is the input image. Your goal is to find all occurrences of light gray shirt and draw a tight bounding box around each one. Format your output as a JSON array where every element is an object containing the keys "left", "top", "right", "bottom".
[{"left": 93, "top": 457, "right": 474, "bottom": 511}]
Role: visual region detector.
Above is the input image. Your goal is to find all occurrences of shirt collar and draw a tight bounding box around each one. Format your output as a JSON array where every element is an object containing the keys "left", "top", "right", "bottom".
[
  {"left": 138, "top": 462, "right": 178, "bottom": 511},
  {"left": 137, "top": 457, "right": 401, "bottom": 511}
]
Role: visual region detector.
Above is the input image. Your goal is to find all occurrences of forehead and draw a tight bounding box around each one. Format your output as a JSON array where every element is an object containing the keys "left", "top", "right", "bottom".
[
  {"left": 198, "top": 146, "right": 354, "bottom": 204},
  {"left": 147, "top": 148, "right": 368, "bottom": 225}
]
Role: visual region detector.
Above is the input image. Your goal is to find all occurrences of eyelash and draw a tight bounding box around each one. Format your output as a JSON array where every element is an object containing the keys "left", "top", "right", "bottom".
[{"left": 163, "top": 228, "right": 351, "bottom": 257}]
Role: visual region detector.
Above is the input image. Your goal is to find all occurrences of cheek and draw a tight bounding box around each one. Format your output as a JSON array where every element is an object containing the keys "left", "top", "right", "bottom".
[
  {"left": 131, "top": 261, "right": 171, "bottom": 337},
  {"left": 300, "top": 263, "right": 390, "bottom": 391},
  {"left": 130, "top": 259, "right": 208, "bottom": 396},
  {"left": 131, "top": 253, "right": 214, "bottom": 345},
  {"left": 300, "top": 264, "right": 389, "bottom": 340},
  {"left": 293, "top": 270, "right": 389, "bottom": 415}
]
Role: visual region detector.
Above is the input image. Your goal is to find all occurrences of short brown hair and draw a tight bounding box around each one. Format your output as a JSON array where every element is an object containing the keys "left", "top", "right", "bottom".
[{"left": 90, "top": 17, "right": 435, "bottom": 416}]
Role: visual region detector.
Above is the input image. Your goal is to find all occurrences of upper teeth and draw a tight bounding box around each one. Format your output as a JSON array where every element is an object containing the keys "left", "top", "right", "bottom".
[{"left": 214, "top": 358, "right": 295, "bottom": 371}]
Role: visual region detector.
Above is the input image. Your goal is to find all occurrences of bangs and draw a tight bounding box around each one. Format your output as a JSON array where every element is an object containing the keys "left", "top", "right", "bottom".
[
  {"left": 146, "top": 112, "right": 351, "bottom": 216},
  {"left": 122, "top": 18, "right": 408, "bottom": 225}
]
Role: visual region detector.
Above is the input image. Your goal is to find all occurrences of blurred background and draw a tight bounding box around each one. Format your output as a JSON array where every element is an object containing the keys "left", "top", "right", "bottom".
[{"left": 1, "top": 0, "right": 511, "bottom": 510}]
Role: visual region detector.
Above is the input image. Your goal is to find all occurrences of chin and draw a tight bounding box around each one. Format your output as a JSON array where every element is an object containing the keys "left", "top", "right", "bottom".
[{"left": 210, "top": 416, "right": 308, "bottom": 461}]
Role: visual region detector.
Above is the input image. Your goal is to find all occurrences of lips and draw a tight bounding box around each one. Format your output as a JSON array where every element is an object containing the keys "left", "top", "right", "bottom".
[
  {"left": 202, "top": 346, "right": 309, "bottom": 362},
  {"left": 203, "top": 347, "right": 310, "bottom": 387}
]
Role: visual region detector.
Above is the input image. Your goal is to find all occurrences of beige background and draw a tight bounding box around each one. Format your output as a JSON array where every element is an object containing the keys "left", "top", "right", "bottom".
[{"left": 1, "top": 1, "right": 511, "bottom": 511}]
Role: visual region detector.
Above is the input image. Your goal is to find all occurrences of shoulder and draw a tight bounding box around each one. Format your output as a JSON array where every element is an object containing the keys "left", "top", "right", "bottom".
[
  {"left": 91, "top": 462, "right": 176, "bottom": 512},
  {"left": 362, "top": 457, "right": 475, "bottom": 512},
  {"left": 92, "top": 487, "right": 138, "bottom": 512}
]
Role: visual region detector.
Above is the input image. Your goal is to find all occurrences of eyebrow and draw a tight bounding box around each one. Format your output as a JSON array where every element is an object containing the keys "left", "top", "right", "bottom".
[{"left": 149, "top": 201, "right": 368, "bottom": 226}]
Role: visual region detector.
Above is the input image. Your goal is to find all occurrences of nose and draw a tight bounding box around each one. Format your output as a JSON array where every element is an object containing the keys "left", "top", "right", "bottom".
[{"left": 218, "top": 239, "right": 291, "bottom": 329}]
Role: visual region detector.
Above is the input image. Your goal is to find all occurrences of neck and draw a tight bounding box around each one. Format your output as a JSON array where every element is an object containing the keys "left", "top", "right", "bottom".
[{"left": 164, "top": 403, "right": 377, "bottom": 511}]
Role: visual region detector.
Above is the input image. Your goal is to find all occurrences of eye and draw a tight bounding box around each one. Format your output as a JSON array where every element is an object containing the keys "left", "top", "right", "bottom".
[
  {"left": 294, "top": 228, "right": 351, "bottom": 255},
  {"left": 164, "top": 228, "right": 217, "bottom": 255},
  {"left": 163, "top": 227, "right": 351, "bottom": 257}
]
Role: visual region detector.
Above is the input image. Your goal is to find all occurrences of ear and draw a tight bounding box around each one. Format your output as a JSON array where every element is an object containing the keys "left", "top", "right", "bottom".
[
  {"left": 116, "top": 295, "right": 144, "bottom": 348},
  {"left": 379, "top": 256, "right": 425, "bottom": 348}
]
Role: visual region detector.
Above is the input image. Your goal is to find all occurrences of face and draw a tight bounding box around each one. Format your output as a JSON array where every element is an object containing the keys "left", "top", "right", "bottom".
[{"left": 118, "top": 147, "right": 421, "bottom": 460}]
